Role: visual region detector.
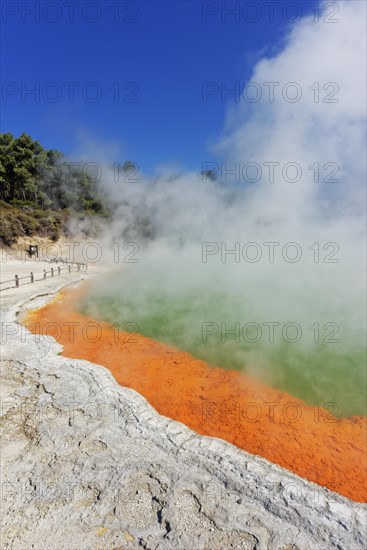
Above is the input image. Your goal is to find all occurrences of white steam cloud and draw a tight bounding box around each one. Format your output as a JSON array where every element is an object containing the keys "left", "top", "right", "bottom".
[{"left": 81, "top": 0, "right": 366, "bottom": 417}]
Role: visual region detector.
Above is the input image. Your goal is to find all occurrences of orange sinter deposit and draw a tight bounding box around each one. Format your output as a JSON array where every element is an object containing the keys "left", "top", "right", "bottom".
[{"left": 25, "top": 286, "right": 367, "bottom": 503}]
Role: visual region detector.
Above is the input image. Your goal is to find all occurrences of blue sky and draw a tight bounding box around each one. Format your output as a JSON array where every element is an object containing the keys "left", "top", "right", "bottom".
[{"left": 1, "top": 0, "right": 317, "bottom": 173}]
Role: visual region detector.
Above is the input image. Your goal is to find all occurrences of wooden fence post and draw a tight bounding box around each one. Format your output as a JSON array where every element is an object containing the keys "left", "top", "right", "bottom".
[{"left": 8, "top": 262, "right": 85, "bottom": 291}]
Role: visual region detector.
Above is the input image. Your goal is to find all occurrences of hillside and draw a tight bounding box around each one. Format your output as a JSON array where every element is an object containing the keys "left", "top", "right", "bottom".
[{"left": 0, "top": 132, "right": 109, "bottom": 246}]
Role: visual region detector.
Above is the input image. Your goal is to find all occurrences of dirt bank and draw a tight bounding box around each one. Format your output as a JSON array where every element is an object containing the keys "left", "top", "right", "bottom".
[{"left": 25, "top": 286, "right": 367, "bottom": 503}]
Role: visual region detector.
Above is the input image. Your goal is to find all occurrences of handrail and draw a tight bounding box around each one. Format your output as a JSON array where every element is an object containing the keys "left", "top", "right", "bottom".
[{"left": 0, "top": 262, "right": 88, "bottom": 291}]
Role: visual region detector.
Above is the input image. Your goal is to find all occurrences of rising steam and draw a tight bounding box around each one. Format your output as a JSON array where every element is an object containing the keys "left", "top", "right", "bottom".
[{"left": 80, "top": 0, "right": 366, "bottom": 417}]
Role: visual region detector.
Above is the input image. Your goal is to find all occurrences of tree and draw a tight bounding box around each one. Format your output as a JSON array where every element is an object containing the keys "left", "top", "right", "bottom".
[{"left": 0, "top": 132, "right": 107, "bottom": 214}]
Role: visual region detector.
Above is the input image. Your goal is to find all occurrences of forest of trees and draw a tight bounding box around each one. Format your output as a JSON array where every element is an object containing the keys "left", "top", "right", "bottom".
[
  {"left": 0, "top": 132, "right": 107, "bottom": 211},
  {"left": 0, "top": 132, "right": 109, "bottom": 245},
  {"left": 0, "top": 132, "right": 219, "bottom": 247}
]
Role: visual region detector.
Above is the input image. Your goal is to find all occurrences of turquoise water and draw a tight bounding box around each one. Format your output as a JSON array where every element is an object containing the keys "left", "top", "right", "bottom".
[{"left": 80, "top": 273, "right": 366, "bottom": 418}]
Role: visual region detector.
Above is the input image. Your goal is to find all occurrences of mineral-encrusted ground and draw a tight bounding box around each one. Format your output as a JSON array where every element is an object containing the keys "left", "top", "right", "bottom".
[{"left": 1, "top": 274, "right": 366, "bottom": 549}]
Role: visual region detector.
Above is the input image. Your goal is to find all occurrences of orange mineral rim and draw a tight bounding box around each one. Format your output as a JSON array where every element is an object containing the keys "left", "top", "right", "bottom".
[{"left": 24, "top": 286, "right": 367, "bottom": 503}]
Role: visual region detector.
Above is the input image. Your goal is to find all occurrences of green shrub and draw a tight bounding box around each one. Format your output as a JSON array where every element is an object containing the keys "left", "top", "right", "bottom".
[{"left": 0, "top": 214, "right": 23, "bottom": 246}]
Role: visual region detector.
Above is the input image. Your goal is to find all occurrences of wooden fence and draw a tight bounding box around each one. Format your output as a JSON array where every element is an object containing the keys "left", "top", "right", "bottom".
[{"left": 0, "top": 262, "right": 88, "bottom": 292}]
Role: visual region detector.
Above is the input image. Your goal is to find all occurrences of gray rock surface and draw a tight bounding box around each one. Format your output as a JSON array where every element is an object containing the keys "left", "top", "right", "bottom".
[{"left": 1, "top": 275, "right": 366, "bottom": 549}]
